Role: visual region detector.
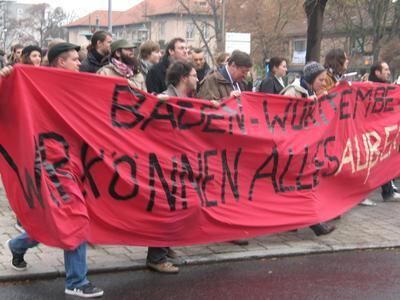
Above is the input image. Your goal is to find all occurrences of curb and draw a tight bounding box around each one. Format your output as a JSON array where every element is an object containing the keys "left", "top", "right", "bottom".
[{"left": 1, "top": 241, "right": 399, "bottom": 283}]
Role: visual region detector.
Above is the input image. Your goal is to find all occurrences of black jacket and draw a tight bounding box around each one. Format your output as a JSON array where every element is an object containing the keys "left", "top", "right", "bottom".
[
  {"left": 145, "top": 55, "right": 170, "bottom": 93},
  {"left": 259, "top": 76, "right": 285, "bottom": 94},
  {"left": 80, "top": 49, "right": 108, "bottom": 73}
]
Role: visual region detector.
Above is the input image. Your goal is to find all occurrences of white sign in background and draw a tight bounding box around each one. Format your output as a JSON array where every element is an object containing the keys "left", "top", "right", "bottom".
[{"left": 225, "top": 32, "right": 251, "bottom": 54}]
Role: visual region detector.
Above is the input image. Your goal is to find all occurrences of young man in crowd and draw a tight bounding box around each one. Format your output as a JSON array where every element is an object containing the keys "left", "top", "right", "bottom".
[
  {"left": 164, "top": 60, "right": 198, "bottom": 97},
  {"left": 80, "top": 31, "right": 112, "bottom": 73},
  {"left": 146, "top": 37, "right": 188, "bottom": 94},
  {"left": 191, "top": 48, "right": 211, "bottom": 84},
  {"left": 97, "top": 39, "right": 146, "bottom": 91},
  {"left": 139, "top": 40, "right": 162, "bottom": 80}
]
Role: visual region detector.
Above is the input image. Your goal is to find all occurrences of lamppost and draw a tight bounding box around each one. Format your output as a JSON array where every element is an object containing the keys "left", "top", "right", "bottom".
[{"left": 108, "top": 0, "right": 112, "bottom": 33}]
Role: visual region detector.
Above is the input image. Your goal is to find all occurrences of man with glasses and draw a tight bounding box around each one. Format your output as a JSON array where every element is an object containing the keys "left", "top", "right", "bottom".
[
  {"left": 198, "top": 50, "right": 252, "bottom": 101},
  {"left": 163, "top": 61, "right": 198, "bottom": 98}
]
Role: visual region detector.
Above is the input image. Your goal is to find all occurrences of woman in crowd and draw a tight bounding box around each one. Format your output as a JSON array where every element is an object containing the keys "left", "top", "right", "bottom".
[
  {"left": 320, "top": 48, "right": 349, "bottom": 93},
  {"left": 259, "top": 57, "right": 287, "bottom": 94},
  {"left": 281, "top": 61, "right": 336, "bottom": 236},
  {"left": 20, "top": 45, "right": 42, "bottom": 66}
]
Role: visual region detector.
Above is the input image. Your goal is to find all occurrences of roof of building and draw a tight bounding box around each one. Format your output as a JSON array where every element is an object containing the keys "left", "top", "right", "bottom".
[{"left": 65, "top": 0, "right": 211, "bottom": 27}]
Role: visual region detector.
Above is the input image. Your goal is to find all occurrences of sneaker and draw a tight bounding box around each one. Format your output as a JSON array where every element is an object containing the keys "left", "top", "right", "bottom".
[
  {"left": 15, "top": 221, "right": 25, "bottom": 233},
  {"left": 146, "top": 261, "right": 179, "bottom": 273},
  {"left": 383, "top": 192, "right": 400, "bottom": 202},
  {"left": 360, "top": 198, "right": 376, "bottom": 206},
  {"left": 166, "top": 247, "right": 178, "bottom": 259},
  {"left": 65, "top": 283, "right": 104, "bottom": 298},
  {"left": 309, "top": 223, "right": 336, "bottom": 236},
  {"left": 4, "top": 239, "right": 27, "bottom": 271},
  {"left": 392, "top": 182, "right": 399, "bottom": 193}
]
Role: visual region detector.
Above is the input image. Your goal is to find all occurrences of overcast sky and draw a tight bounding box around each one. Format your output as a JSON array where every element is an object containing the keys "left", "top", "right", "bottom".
[{"left": 19, "top": 0, "right": 141, "bottom": 18}]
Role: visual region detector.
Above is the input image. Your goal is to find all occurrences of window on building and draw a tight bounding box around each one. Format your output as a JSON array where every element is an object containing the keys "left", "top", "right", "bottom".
[
  {"left": 201, "top": 23, "right": 209, "bottom": 39},
  {"left": 138, "top": 30, "right": 148, "bottom": 42},
  {"left": 16, "top": 8, "right": 24, "bottom": 20},
  {"left": 293, "top": 39, "right": 306, "bottom": 52},
  {"left": 159, "top": 21, "right": 165, "bottom": 40},
  {"left": 186, "top": 23, "right": 194, "bottom": 40},
  {"left": 292, "top": 39, "right": 306, "bottom": 64}
]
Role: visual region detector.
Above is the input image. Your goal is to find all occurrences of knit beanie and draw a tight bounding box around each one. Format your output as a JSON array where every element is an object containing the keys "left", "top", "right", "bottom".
[{"left": 303, "top": 61, "right": 325, "bottom": 84}]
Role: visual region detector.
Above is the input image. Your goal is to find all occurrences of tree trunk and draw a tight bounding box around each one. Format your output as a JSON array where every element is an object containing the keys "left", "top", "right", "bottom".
[{"left": 304, "top": 0, "right": 328, "bottom": 62}]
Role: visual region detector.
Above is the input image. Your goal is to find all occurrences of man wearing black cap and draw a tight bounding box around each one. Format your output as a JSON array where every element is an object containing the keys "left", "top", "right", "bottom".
[
  {"left": 97, "top": 39, "right": 146, "bottom": 91},
  {"left": 1, "top": 42, "right": 104, "bottom": 298},
  {"left": 47, "top": 42, "right": 81, "bottom": 72}
]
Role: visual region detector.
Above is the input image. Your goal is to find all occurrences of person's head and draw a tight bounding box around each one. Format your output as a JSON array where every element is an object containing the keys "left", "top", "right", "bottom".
[
  {"left": 165, "top": 37, "right": 188, "bottom": 61},
  {"left": 191, "top": 48, "right": 206, "bottom": 70},
  {"left": 11, "top": 44, "right": 23, "bottom": 63},
  {"left": 226, "top": 50, "right": 252, "bottom": 82},
  {"left": 269, "top": 57, "right": 287, "bottom": 78},
  {"left": 139, "top": 40, "right": 161, "bottom": 64},
  {"left": 166, "top": 61, "right": 198, "bottom": 94},
  {"left": 303, "top": 61, "right": 327, "bottom": 93},
  {"left": 48, "top": 42, "right": 81, "bottom": 72},
  {"left": 215, "top": 52, "right": 230, "bottom": 68},
  {"left": 21, "top": 45, "right": 42, "bottom": 66},
  {"left": 111, "top": 39, "right": 139, "bottom": 72},
  {"left": 369, "top": 61, "right": 391, "bottom": 83},
  {"left": 324, "top": 48, "right": 349, "bottom": 75},
  {"left": 90, "top": 30, "right": 112, "bottom": 56}
]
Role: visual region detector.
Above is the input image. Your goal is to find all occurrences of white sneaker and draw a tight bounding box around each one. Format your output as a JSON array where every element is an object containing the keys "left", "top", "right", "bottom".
[
  {"left": 360, "top": 198, "right": 376, "bottom": 206},
  {"left": 383, "top": 192, "right": 400, "bottom": 202},
  {"left": 65, "top": 283, "right": 104, "bottom": 298}
]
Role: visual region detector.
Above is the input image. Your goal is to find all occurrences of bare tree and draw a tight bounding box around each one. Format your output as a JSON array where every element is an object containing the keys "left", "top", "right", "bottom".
[
  {"left": 226, "top": 0, "right": 302, "bottom": 64},
  {"left": 304, "top": 0, "right": 328, "bottom": 62},
  {"left": 20, "top": 4, "right": 69, "bottom": 47},
  {"left": 177, "top": 0, "right": 220, "bottom": 64},
  {"left": 325, "top": 0, "right": 397, "bottom": 61}
]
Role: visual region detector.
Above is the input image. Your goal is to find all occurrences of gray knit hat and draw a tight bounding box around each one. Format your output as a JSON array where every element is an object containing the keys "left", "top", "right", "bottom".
[{"left": 303, "top": 61, "right": 325, "bottom": 84}]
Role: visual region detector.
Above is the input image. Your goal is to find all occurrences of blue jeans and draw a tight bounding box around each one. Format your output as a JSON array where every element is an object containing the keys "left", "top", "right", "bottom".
[{"left": 9, "top": 232, "right": 89, "bottom": 289}]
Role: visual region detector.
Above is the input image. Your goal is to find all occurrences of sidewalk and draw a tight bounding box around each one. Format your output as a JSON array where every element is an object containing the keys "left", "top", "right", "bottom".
[{"left": 1, "top": 183, "right": 399, "bottom": 282}]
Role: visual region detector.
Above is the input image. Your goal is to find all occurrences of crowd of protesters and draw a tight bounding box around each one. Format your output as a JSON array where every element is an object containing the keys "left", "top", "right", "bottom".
[{"left": 0, "top": 31, "right": 399, "bottom": 298}]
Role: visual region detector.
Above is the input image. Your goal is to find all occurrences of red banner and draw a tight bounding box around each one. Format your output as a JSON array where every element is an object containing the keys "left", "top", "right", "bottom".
[{"left": 0, "top": 65, "right": 399, "bottom": 249}]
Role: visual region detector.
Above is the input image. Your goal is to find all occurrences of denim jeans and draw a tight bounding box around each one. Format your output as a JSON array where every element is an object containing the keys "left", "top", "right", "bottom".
[{"left": 9, "top": 232, "right": 89, "bottom": 289}]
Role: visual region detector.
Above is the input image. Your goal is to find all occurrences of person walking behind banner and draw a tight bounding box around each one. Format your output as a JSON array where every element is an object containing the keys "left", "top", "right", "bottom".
[
  {"left": 259, "top": 57, "right": 287, "bottom": 94},
  {"left": 1, "top": 43, "right": 104, "bottom": 298},
  {"left": 197, "top": 50, "right": 251, "bottom": 245},
  {"left": 13, "top": 45, "right": 43, "bottom": 233},
  {"left": 139, "top": 40, "right": 162, "bottom": 81},
  {"left": 320, "top": 48, "right": 349, "bottom": 94},
  {"left": 368, "top": 61, "right": 400, "bottom": 202},
  {"left": 146, "top": 37, "right": 188, "bottom": 94},
  {"left": 145, "top": 61, "right": 199, "bottom": 274},
  {"left": 80, "top": 31, "right": 112, "bottom": 73},
  {"left": 97, "top": 39, "right": 146, "bottom": 91},
  {"left": 198, "top": 49, "right": 252, "bottom": 102},
  {"left": 281, "top": 61, "right": 337, "bottom": 236}
]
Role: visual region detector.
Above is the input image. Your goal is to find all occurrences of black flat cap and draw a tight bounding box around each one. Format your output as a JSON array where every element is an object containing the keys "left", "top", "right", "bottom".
[{"left": 47, "top": 42, "right": 81, "bottom": 64}]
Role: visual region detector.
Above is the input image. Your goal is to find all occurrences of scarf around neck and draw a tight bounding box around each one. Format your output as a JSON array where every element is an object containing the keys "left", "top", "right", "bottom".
[{"left": 111, "top": 58, "right": 134, "bottom": 77}]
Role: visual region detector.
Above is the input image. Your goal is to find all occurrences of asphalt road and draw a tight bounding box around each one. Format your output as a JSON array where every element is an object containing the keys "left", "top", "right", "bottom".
[{"left": 2, "top": 249, "right": 400, "bottom": 300}]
